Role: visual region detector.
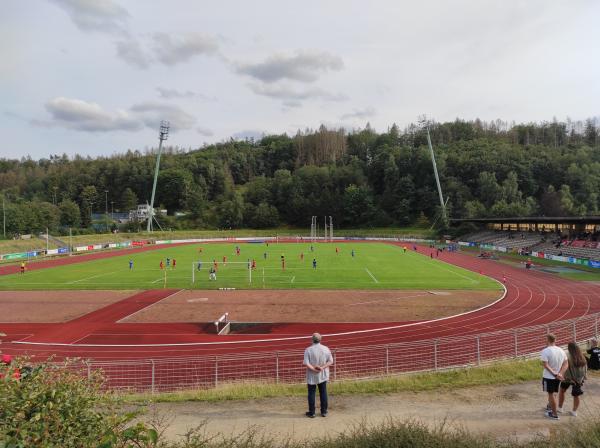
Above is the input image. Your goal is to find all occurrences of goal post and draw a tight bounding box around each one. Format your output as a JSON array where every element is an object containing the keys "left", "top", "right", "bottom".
[{"left": 191, "top": 260, "right": 252, "bottom": 285}]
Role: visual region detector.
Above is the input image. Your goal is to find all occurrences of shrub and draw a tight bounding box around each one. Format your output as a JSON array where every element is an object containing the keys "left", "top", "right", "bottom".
[{"left": 0, "top": 359, "right": 156, "bottom": 448}]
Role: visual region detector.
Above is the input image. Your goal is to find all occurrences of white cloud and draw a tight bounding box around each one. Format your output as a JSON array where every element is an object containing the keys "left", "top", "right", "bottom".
[
  {"left": 49, "top": 0, "right": 130, "bottom": 34},
  {"left": 196, "top": 126, "right": 214, "bottom": 137},
  {"left": 156, "top": 87, "right": 196, "bottom": 99},
  {"left": 340, "top": 107, "right": 376, "bottom": 121},
  {"left": 236, "top": 50, "right": 344, "bottom": 83},
  {"left": 152, "top": 32, "right": 219, "bottom": 66},
  {"left": 42, "top": 97, "right": 141, "bottom": 132},
  {"left": 115, "top": 38, "right": 151, "bottom": 69},
  {"left": 129, "top": 102, "right": 196, "bottom": 132},
  {"left": 38, "top": 97, "right": 197, "bottom": 133},
  {"left": 248, "top": 83, "right": 347, "bottom": 103}
]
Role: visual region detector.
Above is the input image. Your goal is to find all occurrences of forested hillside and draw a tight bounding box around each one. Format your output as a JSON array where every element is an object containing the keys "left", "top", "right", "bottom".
[{"left": 1, "top": 118, "right": 599, "bottom": 236}]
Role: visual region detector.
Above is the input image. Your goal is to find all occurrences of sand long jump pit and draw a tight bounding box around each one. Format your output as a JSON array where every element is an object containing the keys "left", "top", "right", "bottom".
[{"left": 120, "top": 289, "right": 502, "bottom": 323}]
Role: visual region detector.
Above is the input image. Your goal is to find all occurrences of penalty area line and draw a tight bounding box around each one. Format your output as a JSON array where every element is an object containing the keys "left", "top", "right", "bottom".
[{"left": 365, "top": 267, "right": 379, "bottom": 283}]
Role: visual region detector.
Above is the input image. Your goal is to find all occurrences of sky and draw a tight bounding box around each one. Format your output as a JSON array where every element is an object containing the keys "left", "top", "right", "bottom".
[{"left": 1, "top": 0, "right": 599, "bottom": 160}]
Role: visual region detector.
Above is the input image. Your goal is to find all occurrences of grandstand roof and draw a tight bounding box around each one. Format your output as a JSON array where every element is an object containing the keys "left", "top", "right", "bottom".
[{"left": 451, "top": 216, "right": 600, "bottom": 225}]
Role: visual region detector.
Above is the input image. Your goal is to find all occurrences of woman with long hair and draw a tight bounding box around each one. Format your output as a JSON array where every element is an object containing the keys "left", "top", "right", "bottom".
[{"left": 558, "top": 342, "right": 587, "bottom": 416}]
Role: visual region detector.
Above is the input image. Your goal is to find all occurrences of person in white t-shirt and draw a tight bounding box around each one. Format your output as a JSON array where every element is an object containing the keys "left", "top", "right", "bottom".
[{"left": 540, "top": 333, "right": 568, "bottom": 420}]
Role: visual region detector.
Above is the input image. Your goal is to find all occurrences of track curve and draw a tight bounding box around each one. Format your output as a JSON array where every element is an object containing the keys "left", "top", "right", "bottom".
[{"left": 3, "top": 242, "right": 600, "bottom": 362}]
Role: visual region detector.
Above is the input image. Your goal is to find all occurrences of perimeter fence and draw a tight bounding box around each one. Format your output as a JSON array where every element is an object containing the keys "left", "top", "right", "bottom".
[{"left": 71, "top": 311, "right": 600, "bottom": 393}]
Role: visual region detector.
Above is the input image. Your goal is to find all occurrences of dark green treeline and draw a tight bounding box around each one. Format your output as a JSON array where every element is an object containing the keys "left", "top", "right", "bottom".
[{"left": 0, "top": 118, "right": 598, "bottom": 235}]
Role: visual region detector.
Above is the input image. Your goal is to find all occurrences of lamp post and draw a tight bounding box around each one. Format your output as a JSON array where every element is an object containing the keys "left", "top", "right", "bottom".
[
  {"left": 2, "top": 193, "right": 5, "bottom": 238},
  {"left": 104, "top": 190, "right": 109, "bottom": 232}
]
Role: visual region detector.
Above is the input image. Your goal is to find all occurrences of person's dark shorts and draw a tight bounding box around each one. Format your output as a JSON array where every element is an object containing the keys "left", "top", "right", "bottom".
[
  {"left": 542, "top": 378, "right": 561, "bottom": 393},
  {"left": 560, "top": 381, "right": 584, "bottom": 397}
]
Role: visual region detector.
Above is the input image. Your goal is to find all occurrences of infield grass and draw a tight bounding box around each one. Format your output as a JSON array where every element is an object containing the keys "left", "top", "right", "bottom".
[{"left": 0, "top": 242, "right": 500, "bottom": 291}]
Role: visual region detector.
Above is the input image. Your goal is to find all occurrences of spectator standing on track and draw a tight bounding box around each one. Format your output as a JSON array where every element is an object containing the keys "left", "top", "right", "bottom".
[
  {"left": 541, "top": 333, "right": 568, "bottom": 420},
  {"left": 586, "top": 339, "right": 600, "bottom": 370},
  {"left": 558, "top": 342, "right": 587, "bottom": 416},
  {"left": 303, "top": 333, "right": 333, "bottom": 418},
  {"left": 129, "top": 259, "right": 133, "bottom": 270}
]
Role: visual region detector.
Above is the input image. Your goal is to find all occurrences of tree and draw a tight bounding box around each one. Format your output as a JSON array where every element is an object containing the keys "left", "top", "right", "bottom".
[
  {"left": 79, "top": 185, "right": 97, "bottom": 227},
  {"left": 249, "top": 202, "right": 279, "bottom": 228},
  {"left": 342, "top": 185, "right": 375, "bottom": 226},
  {"left": 120, "top": 187, "right": 138, "bottom": 212},
  {"left": 477, "top": 172, "right": 502, "bottom": 208},
  {"left": 217, "top": 192, "right": 244, "bottom": 229},
  {"left": 156, "top": 168, "right": 193, "bottom": 214},
  {"left": 59, "top": 199, "right": 81, "bottom": 228}
]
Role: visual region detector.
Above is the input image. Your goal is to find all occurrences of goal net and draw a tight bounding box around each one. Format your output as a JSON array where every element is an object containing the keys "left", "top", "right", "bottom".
[{"left": 191, "top": 260, "right": 252, "bottom": 285}]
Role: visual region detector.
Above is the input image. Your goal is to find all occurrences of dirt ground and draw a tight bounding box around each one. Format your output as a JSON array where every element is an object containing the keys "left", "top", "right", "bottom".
[
  {"left": 0, "top": 290, "right": 136, "bottom": 322},
  {"left": 122, "top": 289, "right": 500, "bottom": 323},
  {"left": 143, "top": 377, "right": 600, "bottom": 443}
]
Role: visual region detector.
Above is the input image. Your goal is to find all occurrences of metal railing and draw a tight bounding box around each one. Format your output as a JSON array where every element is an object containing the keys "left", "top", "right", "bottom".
[{"left": 73, "top": 312, "right": 600, "bottom": 394}]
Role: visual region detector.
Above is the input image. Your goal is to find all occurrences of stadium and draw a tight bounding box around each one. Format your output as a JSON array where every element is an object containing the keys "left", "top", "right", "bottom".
[
  {"left": 2, "top": 224, "right": 599, "bottom": 393},
  {"left": 2, "top": 1, "right": 600, "bottom": 445}
]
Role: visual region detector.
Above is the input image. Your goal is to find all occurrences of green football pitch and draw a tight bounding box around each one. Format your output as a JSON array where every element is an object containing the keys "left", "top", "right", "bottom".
[{"left": 0, "top": 242, "right": 500, "bottom": 291}]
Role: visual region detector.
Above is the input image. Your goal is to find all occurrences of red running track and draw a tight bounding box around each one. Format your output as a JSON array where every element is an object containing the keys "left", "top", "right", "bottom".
[{"left": 2, "top": 242, "right": 600, "bottom": 363}]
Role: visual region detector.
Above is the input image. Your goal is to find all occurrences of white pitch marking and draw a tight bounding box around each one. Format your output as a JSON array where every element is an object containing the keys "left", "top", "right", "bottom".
[
  {"left": 69, "top": 271, "right": 118, "bottom": 284},
  {"left": 365, "top": 268, "right": 379, "bottom": 283},
  {"left": 151, "top": 278, "right": 163, "bottom": 284},
  {"left": 291, "top": 276, "right": 295, "bottom": 283}
]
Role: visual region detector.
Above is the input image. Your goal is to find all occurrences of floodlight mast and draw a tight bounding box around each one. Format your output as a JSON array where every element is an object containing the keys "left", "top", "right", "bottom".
[
  {"left": 147, "top": 121, "right": 169, "bottom": 232},
  {"left": 424, "top": 123, "right": 448, "bottom": 227}
]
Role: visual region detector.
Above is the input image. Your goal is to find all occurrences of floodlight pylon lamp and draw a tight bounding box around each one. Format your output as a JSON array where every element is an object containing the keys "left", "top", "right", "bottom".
[{"left": 147, "top": 121, "right": 170, "bottom": 232}]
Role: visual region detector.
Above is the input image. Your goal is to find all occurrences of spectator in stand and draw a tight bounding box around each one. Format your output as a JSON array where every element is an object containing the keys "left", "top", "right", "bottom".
[
  {"left": 558, "top": 342, "right": 587, "bottom": 417},
  {"left": 586, "top": 339, "right": 600, "bottom": 371}
]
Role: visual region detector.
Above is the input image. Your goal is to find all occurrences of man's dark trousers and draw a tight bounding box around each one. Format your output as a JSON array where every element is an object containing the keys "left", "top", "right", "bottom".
[{"left": 307, "top": 381, "right": 328, "bottom": 415}]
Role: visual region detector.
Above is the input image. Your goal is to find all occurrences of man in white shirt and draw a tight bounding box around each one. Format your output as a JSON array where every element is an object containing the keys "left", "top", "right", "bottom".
[
  {"left": 303, "top": 333, "right": 334, "bottom": 417},
  {"left": 540, "top": 333, "right": 568, "bottom": 420}
]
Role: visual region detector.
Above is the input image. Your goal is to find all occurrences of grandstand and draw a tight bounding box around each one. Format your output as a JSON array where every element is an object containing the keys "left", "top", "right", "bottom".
[{"left": 455, "top": 216, "right": 600, "bottom": 262}]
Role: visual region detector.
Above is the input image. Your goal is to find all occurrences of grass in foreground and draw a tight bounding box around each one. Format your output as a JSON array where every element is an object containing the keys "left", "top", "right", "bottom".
[
  {"left": 124, "top": 359, "right": 540, "bottom": 404},
  {"left": 0, "top": 242, "right": 499, "bottom": 290}
]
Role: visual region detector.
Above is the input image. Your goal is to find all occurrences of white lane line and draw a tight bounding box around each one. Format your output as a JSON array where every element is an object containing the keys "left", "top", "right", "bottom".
[
  {"left": 117, "top": 289, "right": 184, "bottom": 323},
  {"left": 365, "top": 268, "right": 379, "bottom": 283},
  {"left": 70, "top": 333, "right": 92, "bottom": 344},
  {"left": 68, "top": 271, "right": 118, "bottom": 284}
]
